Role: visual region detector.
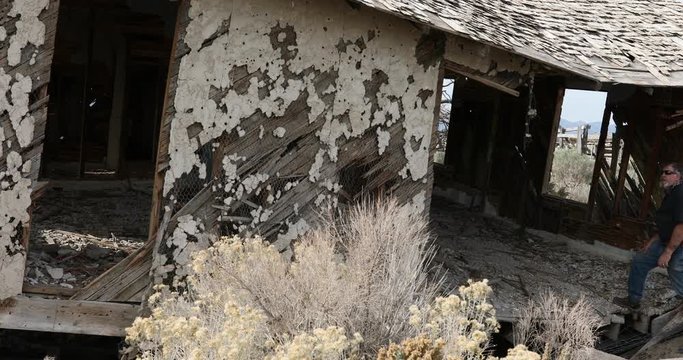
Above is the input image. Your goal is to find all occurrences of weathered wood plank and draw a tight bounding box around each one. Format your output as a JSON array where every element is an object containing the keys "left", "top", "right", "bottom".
[
  {"left": 638, "top": 112, "right": 665, "bottom": 219},
  {"left": 0, "top": 297, "right": 138, "bottom": 337},
  {"left": 22, "top": 283, "right": 78, "bottom": 298},
  {"left": 541, "top": 86, "right": 565, "bottom": 194}
]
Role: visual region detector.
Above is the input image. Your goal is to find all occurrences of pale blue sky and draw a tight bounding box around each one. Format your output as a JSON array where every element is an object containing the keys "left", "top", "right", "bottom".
[{"left": 560, "top": 89, "right": 607, "bottom": 123}]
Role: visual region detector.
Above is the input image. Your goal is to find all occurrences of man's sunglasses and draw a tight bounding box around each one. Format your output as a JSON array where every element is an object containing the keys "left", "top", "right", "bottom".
[{"left": 662, "top": 170, "right": 679, "bottom": 176}]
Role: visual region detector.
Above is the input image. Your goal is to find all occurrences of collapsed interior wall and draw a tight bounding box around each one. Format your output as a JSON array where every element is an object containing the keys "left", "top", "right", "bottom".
[
  {"left": 0, "top": 0, "right": 58, "bottom": 300},
  {"left": 149, "top": 0, "right": 444, "bottom": 287}
]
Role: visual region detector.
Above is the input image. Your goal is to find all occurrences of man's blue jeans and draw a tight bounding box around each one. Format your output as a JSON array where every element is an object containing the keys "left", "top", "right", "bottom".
[{"left": 628, "top": 240, "right": 683, "bottom": 304}]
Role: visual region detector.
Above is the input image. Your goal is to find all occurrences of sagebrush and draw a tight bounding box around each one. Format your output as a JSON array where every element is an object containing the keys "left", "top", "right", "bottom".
[
  {"left": 548, "top": 148, "right": 594, "bottom": 203},
  {"left": 126, "top": 198, "right": 596, "bottom": 359},
  {"left": 514, "top": 292, "right": 601, "bottom": 360}
]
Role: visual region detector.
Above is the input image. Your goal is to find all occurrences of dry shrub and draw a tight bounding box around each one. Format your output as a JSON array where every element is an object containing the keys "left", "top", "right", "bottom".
[
  {"left": 377, "top": 336, "right": 445, "bottom": 360},
  {"left": 514, "top": 292, "right": 601, "bottom": 360},
  {"left": 127, "top": 198, "right": 440, "bottom": 358},
  {"left": 548, "top": 148, "right": 593, "bottom": 203},
  {"left": 407, "top": 280, "right": 499, "bottom": 359},
  {"left": 127, "top": 198, "right": 566, "bottom": 359}
]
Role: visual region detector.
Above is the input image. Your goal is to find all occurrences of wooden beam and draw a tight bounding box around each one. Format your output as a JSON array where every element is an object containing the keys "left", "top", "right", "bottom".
[
  {"left": 78, "top": 10, "right": 95, "bottom": 178},
  {"left": 0, "top": 297, "right": 139, "bottom": 337},
  {"left": 639, "top": 112, "right": 665, "bottom": 219},
  {"left": 586, "top": 101, "right": 613, "bottom": 221},
  {"left": 541, "top": 86, "right": 565, "bottom": 194},
  {"left": 445, "top": 61, "right": 520, "bottom": 97},
  {"left": 426, "top": 62, "right": 446, "bottom": 211},
  {"left": 443, "top": 35, "right": 530, "bottom": 97}
]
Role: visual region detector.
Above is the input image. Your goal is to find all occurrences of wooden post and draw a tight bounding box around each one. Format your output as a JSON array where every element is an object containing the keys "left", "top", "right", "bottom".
[
  {"left": 612, "top": 129, "right": 633, "bottom": 216},
  {"left": 482, "top": 92, "right": 500, "bottom": 201},
  {"left": 586, "top": 100, "right": 612, "bottom": 221},
  {"left": 78, "top": 9, "right": 94, "bottom": 178},
  {"left": 443, "top": 89, "right": 459, "bottom": 167},
  {"left": 425, "top": 64, "right": 446, "bottom": 210},
  {"left": 610, "top": 127, "right": 621, "bottom": 176},
  {"left": 541, "top": 86, "right": 565, "bottom": 194},
  {"left": 576, "top": 126, "right": 583, "bottom": 154},
  {"left": 105, "top": 35, "right": 127, "bottom": 172},
  {"left": 639, "top": 111, "right": 665, "bottom": 219}
]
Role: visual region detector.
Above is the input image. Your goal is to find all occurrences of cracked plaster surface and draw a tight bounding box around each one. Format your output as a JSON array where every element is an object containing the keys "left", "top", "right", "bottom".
[
  {"left": 0, "top": 0, "right": 49, "bottom": 299},
  {"left": 157, "top": 0, "right": 441, "bottom": 285}
]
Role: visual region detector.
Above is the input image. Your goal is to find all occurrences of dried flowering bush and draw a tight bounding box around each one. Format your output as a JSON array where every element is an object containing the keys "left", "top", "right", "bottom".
[
  {"left": 126, "top": 283, "right": 272, "bottom": 359},
  {"left": 127, "top": 198, "right": 440, "bottom": 357},
  {"left": 406, "top": 279, "right": 500, "bottom": 359},
  {"left": 267, "top": 326, "right": 362, "bottom": 360},
  {"left": 126, "top": 198, "right": 561, "bottom": 360},
  {"left": 377, "top": 336, "right": 445, "bottom": 360}
]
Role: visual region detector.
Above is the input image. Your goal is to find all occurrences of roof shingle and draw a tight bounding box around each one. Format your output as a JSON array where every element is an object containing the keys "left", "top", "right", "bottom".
[{"left": 355, "top": 0, "right": 683, "bottom": 86}]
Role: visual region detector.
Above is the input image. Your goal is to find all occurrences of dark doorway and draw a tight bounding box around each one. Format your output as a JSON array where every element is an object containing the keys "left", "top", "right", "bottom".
[{"left": 24, "top": 0, "right": 177, "bottom": 294}]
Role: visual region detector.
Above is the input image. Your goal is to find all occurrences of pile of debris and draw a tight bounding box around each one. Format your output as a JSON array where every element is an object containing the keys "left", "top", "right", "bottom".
[
  {"left": 430, "top": 194, "right": 680, "bottom": 322},
  {"left": 25, "top": 181, "right": 152, "bottom": 289}
]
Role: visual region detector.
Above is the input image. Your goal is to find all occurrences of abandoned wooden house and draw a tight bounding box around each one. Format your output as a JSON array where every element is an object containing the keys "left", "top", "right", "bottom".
[{"left": 0, "top": 0, "right": 681, "bottom": 342}]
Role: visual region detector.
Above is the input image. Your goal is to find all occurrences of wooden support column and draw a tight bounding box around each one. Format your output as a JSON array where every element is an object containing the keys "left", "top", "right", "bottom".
[
  {"left": 541, "top": 86, "right": 565, "bottom": 194},
  {"left": 639, "top": 111, "right": 665, "bottom": 219},
  {"left": 425, "top": 63, "right": 446, "bottom": 210},
  {"left": 586, "top": 100, "right": 613, "bottom": 221},
  {"left": 148, "top": 0, "right": 187, "bottom": 242},
  {"left": 78, "top": 10, "right": 95, "bottom": 178},
  {"left": 610, "top": 127, "right": 621, "bottom": 175},
  {"left": 613, "top": 124, "right": 634, "bottom": 216},
  {"left": 443, "top": 94, "right": 460, "bottom": 167},
  {"left": 105, "top": 35, "right": 127, "bottom": 171},
  {"left": 483, "top": 92, "right": 500, "bottom": 197}
]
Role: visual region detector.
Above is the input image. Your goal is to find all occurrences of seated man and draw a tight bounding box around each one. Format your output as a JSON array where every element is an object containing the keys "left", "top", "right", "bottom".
[{"left": 614, "top": 162, "right": 683, "bottom": 310}]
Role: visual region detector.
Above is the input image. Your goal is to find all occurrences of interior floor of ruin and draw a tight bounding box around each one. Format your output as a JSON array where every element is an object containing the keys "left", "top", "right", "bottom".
[
  {"left": 430, "top": 194, "right": 681, "bottom": 323},
  {"left": 25, "top": 181, "right": 152, "bottom": 290}
]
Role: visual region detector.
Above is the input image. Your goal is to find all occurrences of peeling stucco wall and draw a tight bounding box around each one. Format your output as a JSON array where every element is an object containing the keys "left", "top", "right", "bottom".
[
  {"left": 153, "top": 0, "right": 443, "bottom": 286},
  {"left": 0, "top": 0, "right": 53, "bottom": 299}
]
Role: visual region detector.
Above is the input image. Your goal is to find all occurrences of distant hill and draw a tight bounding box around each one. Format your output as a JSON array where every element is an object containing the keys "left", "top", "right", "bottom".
[{"left": 560, "top": 118, "right": 616, "bottom": 135}]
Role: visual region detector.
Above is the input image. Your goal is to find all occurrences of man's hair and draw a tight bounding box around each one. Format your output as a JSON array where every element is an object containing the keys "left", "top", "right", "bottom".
[{"left": 664, "top": 162, "right": 683, "bottom": 175}]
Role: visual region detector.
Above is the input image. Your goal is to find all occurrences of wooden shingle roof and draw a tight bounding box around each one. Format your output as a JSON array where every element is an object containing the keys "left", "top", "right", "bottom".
[{"left": 355, "top": 0, "right": 683, "bottom": 86}]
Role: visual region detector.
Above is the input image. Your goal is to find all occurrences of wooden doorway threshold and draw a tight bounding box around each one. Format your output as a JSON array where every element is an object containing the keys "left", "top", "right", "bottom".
[{"left": 0, "top": 296, "right": 139, "bottom": 337}]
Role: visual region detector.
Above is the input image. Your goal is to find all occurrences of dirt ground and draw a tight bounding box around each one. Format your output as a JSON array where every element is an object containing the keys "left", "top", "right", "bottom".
[
  {"left": 429, "top": 194, "right": 680, "bottom": 323},
  {"left": 25, "top": 181, "right": 152, "bottom": 290}
]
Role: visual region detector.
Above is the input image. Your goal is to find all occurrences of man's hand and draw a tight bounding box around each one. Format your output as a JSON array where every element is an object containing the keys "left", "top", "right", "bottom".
[{"left": 658, "top": 249, "right": 674, "bottom": 267}]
